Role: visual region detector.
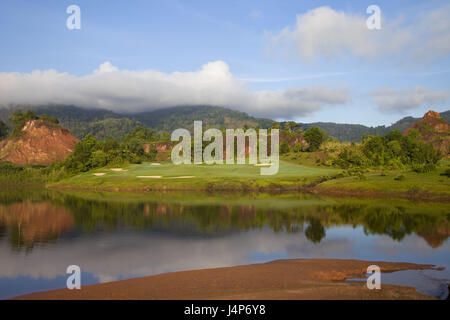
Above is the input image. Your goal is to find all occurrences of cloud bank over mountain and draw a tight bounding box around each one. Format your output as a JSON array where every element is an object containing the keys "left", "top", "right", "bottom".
[{"left": 0, "top": 61, "right": 349, "bottom": 119}]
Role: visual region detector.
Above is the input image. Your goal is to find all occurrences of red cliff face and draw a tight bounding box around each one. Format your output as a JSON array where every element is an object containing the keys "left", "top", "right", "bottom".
[
  {"left": 0, "top": 120, "right": 79, "bottom": 165},
  {"left": 404, "top": 110, "right": 450, "bottom": 156}
]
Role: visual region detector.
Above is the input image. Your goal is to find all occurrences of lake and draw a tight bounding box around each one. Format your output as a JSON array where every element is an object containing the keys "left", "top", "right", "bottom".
[{"left": 0, "top": 188, "right": 449, "bottom": 299}]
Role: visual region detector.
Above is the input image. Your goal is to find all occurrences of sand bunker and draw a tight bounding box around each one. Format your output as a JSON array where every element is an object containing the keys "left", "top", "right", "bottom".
[
  {"left": 171, "top": 176, "right": 195, "bottom": 179},
  {"left": 93, "top": 173, "right": 106, "bottom": 176},
  {"left": 110, "top": 168, "right": 128, "bottom": 172},
  {"left": 254, "top": 163, "right": 272, "bottom": 167},
  {"left": 137, "top": 176, "right": 162, "bottom": 178},
  {"left": 151, "top": 163, "right": 161, "bottom": 166}
]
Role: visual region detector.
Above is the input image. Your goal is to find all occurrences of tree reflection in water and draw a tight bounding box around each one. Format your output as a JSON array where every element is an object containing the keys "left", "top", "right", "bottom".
[{"left": 0, "top": 188, "right": 448, "bottom": 250}]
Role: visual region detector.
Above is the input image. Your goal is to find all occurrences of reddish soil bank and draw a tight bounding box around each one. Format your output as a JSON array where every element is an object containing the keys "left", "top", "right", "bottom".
[{"left": 14, "top": 259, "right": 441, "bottom": 300}]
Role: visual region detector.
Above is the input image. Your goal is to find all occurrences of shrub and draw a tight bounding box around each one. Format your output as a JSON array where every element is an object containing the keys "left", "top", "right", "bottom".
[
  {"left": 357, "top": 173, "right": 367, "bottom": 181},
  {"left": 304, "top": 126, "right": 327, "bottom": 152},
  {"left": 412, "top": 163, "right": 436, "bottom": 173},
  {"left": 293, "top": 143, "right": 303, "bottom": 153}
]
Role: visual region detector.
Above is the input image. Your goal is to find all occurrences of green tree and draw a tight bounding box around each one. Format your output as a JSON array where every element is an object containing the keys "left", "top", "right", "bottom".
[
  {"left": 284, "top": 122, "right": 291, "bottom": 133},
  {"left": 289, "top": 121, "right": 302, "bottom": 133},
  {"left": 271, "top": 121, "right": 282, "bottom": 130},
  {"left": 280, "top": 142, "right": 290, "bottom": 154},
  {"left": 361, "top": 135, "right": 385, "bottom": 165},
  {"left": 304, "top": 126, "right": 327, "bottom": 152},
  {"left": 89, "top": 150, "right": 108, "bottom": 168},
  {"left": 100, "top": 137, "right": 120, "bottom": 153},
  {"left": 159, "top": 131, "right": 171, "bottom": 141},
  {"left": 9, "top": 109, "right": 39, "bottom": 135},
  {"left": 40, "top": 114, "right": 59, "bottom": 124},
  {"left": 123, "top": 138, "right": 145, "bottom": 157},
  {"left": 293, "top": 143, "right": 303, "bottom": 153}
]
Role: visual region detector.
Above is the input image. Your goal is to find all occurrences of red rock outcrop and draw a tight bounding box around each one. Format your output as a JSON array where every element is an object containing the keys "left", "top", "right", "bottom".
[
  {"left": 404, "top": 110, "right": 450, "bottom": 156},
  {"left": 0, "top": 119, "right": 79, "bottom": 165}
]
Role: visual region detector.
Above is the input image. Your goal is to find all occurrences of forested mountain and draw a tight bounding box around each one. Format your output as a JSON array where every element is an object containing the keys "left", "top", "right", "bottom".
[
  {"left": 300, "top": 122, "right": 387, "bottom": 142},
  {"left": 0, "top": 105, "right": 142, "bottom": 140},
  {"left": 0, "top": 104, "right": 448, "bottom": 142},
  {"left": 129, "top": 105, "right": 273, "bottom": 132},
  {"left": 0, "top": 105, "right": 273, "bottom": 139}
]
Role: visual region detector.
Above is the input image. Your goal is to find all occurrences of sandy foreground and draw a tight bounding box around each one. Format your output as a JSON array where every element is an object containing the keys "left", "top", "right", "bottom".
[{"left": 14, "top": 259, "right": 442, "bottom": 300}]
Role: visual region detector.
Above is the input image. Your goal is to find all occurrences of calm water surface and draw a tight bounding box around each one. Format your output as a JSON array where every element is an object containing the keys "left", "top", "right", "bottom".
[{"left": 0, "top": 188, "right": 449, "bottom": 299}]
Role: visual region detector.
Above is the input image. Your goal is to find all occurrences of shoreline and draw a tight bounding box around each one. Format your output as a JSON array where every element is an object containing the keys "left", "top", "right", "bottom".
[
  {"left": 47, "top": 182, "right": 450, "bottom": 202},
  {"left": 13, "top": 258, "right": 441, "bottom": 300}
]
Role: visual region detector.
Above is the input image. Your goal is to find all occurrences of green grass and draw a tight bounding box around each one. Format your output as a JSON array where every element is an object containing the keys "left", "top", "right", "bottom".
[
  {"left": 48, "top": 158, "right": 450, "bottom": 200},
  {"left": 318, "top": 167, "right": 450, "bottom": 196},
  {"left": 281, "top": 151, "right": 329, "bottom": 166},
  {"left": 53, "top": 188, "right": 450, "bottom": 212},
  {"left": 50, "top": 161, "right": 341, "bottom": 190}
]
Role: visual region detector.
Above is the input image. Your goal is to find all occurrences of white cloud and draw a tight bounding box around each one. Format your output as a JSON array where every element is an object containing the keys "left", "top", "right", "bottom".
[
  {"left": 268, "top": 5, "right": 450, "bottom": 63},
  {"left": 94, "top": 61, "right": 119, "bottom": 74},
  {"left": 237, "top": 71, "right": 349, "bottom": 83},
  {"left": 412, "top": 4, "right": 450, "bottom": 62},
  {"left": 371, "top": 86, "right": 449, "bottom": 112},
  {"left": 0, "top": 61, "right": 349, "bottom": 119}
]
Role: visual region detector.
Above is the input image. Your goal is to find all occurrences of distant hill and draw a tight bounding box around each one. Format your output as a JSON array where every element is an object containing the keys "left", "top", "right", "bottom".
[
  {"left": 0, "top": 105, "right": 273, "bottom": 140},
  {"left": 0, "top": 104, "right": 448, "bottom": 142},
  {"left": 300, "top": 110, "right": 450, "bottom": 142},
  {"left": 300, "top": 122, "right": 387, "bottom": 142},
  {"left": 129, "top": 105, "right": 273, "bottom": 132}
]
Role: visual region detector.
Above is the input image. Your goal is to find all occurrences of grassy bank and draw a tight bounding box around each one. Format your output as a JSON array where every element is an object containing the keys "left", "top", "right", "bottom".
[
  {"left": 46, "top": 159, "right": 450, "bottom": 201},
  {"left": 315, "top": 165, "right": 450, "bottom": 200},
  {"left": 49, "top": 161, "right": 341, "bottom": 191}
]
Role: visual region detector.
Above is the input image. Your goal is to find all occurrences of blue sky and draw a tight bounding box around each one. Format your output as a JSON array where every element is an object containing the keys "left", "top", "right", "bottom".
[{"left": 0, "top": 0, "right": 449, "bottom": 126}]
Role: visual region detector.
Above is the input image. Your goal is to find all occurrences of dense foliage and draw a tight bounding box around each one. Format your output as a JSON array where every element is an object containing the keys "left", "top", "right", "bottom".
[
  {"left": 67, "top": 117, "right": 144, "bottom": 140},
  {"left": 9, "top": 110, "right": 38, "bottom": 135},
  {"left": 56, "top": 127, "right": 158, "bottom": 174},
  {"left": 333, "top": 129, "right": 442, "bottom": 171},
  {"left": 303, "top": 126, "right": 327, "bottom": 152},
  {"left": 0, "top": 161, "right": 66, "bottom": 184},
  {"left": 134, "top": 105, "right": 273, "bottom": 132},
  {"left": 8, "top": 109, "right": 59, "bottom": 136}
]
